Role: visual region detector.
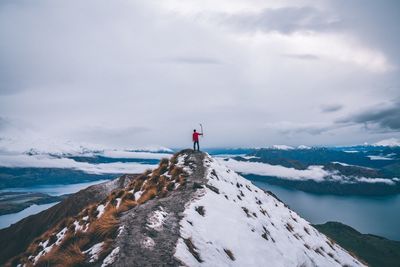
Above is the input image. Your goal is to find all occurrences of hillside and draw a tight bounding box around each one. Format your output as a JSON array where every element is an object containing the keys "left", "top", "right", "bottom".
[
  {"left": 0, "top": 174, "right": 137, "bottom": 264},
  {"left": 3, "top": 150, "right": 365, "bottom": 266},
  {"left": 315, "top": 222, "right": 400, "bottom": 267}
]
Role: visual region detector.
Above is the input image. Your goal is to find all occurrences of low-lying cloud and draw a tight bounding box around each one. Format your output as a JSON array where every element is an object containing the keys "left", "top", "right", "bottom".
[
  {"left": 221, "top": 158, "right": 398, "bottom": 185},
  {"left": 0, "top": 154, "right": 158, "bottom": 175}
]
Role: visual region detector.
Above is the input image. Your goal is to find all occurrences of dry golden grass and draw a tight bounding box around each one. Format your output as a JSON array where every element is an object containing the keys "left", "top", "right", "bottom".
[
  {"left": 170, "top": 154, "right": 178, "bottom": 165},
  {"left": 87, "top": 204, "right": 99, "bottom": 219},
  {"left": 118, "top": 199, "right": 137, "bottom": 213},
  {"left": 177, "top": 174, "right": 186, "bottom": 186},
  {"left": 170, "top": 166, "right": 183, "bottom": 178},
  {"left": 137, "top": 187, "right": 157, "bottom": 204},
  {"left": 11, "top": 155, "right": 193, "bottom": 266},
  {"left": 89, "top": 206, "right": 119, "bottom": 240}
]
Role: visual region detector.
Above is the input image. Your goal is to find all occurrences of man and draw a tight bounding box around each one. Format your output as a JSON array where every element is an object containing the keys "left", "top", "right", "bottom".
[{"left": 192, "top": 129, "right": 203, "bottom": 151}]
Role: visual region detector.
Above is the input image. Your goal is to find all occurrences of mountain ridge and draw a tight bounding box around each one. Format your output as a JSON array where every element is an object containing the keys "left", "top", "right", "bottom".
[{"left": 3, "top": 150, "right": 365, "bottom": 266}]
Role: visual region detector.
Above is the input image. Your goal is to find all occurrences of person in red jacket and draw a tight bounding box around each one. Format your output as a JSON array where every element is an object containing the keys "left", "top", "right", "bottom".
[{"left": 192, "top": 129, "right": 203, "bottom": 151}]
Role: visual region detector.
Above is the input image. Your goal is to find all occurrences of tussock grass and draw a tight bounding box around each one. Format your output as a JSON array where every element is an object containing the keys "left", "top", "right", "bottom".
[
  {"left": 224, "top": 248, "right": 235, "bottom": 261},
  {"left": 89, "top": 206, "right": 119, "bottom": 240},
  {"left": 285, "top": 223, "right": 294, "bottom": 232},
  {"left": 137, "top": 187, "right": 158, "bottom": 204},
  {"left": 118, "top": 199, "right": 137, "bottom": 212},
  {"left": 184, "top": 238, "right": 203, "bottom": 263},
  {"left": 12, "top": 154, "right": 189, "bottom": 266}
]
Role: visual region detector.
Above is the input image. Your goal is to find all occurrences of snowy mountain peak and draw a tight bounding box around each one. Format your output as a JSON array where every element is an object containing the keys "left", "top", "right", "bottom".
[
  {"left": 373, "top": 138, "right": 400, "bottom": 147},
  {"left": 271, "top": 145, "right": 294, "bottom": 150},
  {"left": 10, "top": 150, "right": 364, "bottom": 267}
]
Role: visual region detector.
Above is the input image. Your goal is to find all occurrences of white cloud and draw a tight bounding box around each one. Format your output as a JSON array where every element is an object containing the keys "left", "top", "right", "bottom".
[
  {"left": 102, "top": 150, "right": 172, "bottom": 159},
  {"left": 234, "top": 31, "right": 393, "bottom": 73},
  {"left": 0, "top": 154, "right": 158, "bottom": 174},
  {"left": 221, "top": 158, "right": 329, "bottom": 181},
  {"left": 221, "top": 158, "right": 398, "bottom": 185}
]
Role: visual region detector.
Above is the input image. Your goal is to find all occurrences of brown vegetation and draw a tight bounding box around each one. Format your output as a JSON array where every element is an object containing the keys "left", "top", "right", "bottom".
[
  {"left": 10, "top": 155, "right": 189, "bottom": 266},
  {"left": 224, "top": 248, "right": 235, "bottom": 261},
  {"left": 195, "top": 206, "right": 205, "bottom": 216},
  {"left": 285, "top": 223, "right": 294, "bottom": 232},
  {"left": 184, "top": 238, "right": 202, "bottom": 263}
]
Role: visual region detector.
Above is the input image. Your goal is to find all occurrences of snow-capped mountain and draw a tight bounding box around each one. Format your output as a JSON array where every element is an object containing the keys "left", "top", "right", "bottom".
[
  {"left": 373, "top": 138, "right": 400, "bottom": 147},
  {"left": 271, "top": 145, "right": 295, "bottom": 150},
  {"left": 3, "top": 150, "right": 364, "bottom": 266}
]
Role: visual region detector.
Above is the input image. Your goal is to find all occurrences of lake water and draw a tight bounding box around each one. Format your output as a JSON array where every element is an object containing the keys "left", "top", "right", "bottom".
[
  {"left": 0, "top": 179, "right": 109, "bottom": 229},
  {"left": 252, "top": 180, "right": 400, "bottom": 241},
  {"left": 0, "top": 202, "right": 59, "bottom": 229},
  {"left": 2, "top": 174, "right": 399, "bottom": 241},
  {"left": 0, "top": 179, "right": 110, "bottom": 196}
]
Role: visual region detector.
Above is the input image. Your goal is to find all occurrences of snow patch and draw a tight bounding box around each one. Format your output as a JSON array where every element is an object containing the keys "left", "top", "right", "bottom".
[
  {"left": 147, "top": 207, "right": 168, "bottom": 231},
  {"left": 97, "top": 204, "right": 106, "bottom": 218},
  {"left": 101, "top": 247, "right": 120, "bottom": 267},
  {"left": 175, "top": 155, "right": 365, "bottom": 267},
  {"left": 115, "top": 198, "right": 122, "bottom": 209},
  {"left": 73, "top": 220, "right": 84, "bottom": 232},
  {"left": 134, "top": 190, "right": 144, "bottom": 201},
  {"left": 141, "top": 236, "right": 155, "bottom": 250},
  {"left": 117, "top": 225, "right": 125, "bottom": 237},
  {"left": 55, "top": 227, "right": 68, "bottom": 245},
  {"left": 84, "top": 242, "right": 104, "bottom": 262},
  {"left": 177, "top": 154, "right": 193, "bottom": 174}
]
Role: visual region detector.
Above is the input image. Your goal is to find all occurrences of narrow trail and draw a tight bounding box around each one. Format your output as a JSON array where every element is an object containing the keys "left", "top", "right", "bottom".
[{"left": 113, "top": 150, "right": 206, "bottom": 267}]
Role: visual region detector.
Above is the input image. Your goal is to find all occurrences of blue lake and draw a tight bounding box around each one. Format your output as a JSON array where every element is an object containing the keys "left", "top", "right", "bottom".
[
  {"left": 252, "top": 180, "right": 400, "bottom": 241},
  {"left": 0, "top": 179, "right": 109, "bottom": 229},
  {"left": 0, "top": 179, "right": 109, "bottom": 196},
  {"left": 0, "top": 202, "right": 59, "bottom": 229}
]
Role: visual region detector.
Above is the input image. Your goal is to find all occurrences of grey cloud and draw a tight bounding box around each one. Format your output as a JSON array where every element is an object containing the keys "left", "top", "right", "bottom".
[
  {"left": 321, "top": 104, "right": 343, "bottom": 113},
  {"left": 163, "top": 57, "right": 222, "bottom": 65},
  {"left": 73, "top": 126, "right": 151, "bottom": 146},
  {"left": 337, "top": 100, "right": 400, "bottom": 131},
  {"left": 224, "top": 7, "right": 342, "bottom": 34},
  {"left": 0, "top": 0, "right": 399, "bottom": 148},
  {"left": 0, "top": 116, "right": 9, "bottom": 130},
  {"left": 283, "top": 54, "right": 319, "bottom": 60},
  {"left": 266, "top": 122, "right": 344, "bottom": 136}
]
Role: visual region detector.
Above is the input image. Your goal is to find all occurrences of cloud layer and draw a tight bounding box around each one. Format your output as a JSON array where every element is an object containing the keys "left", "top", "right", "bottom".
[
  {"left": 0, "top": 0, "right": 399, "bottom": 148},
  {"left": 222, "top": 158, "right": 398, "bottom": 185}
]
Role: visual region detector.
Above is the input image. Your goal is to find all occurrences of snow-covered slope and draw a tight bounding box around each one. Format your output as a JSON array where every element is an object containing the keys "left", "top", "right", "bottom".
[
  {"left": 7, "top": 150, "right": 365, "bottom": 267},
  {"left": 174, "top": 155, "right": 365, "bottom": 267}
]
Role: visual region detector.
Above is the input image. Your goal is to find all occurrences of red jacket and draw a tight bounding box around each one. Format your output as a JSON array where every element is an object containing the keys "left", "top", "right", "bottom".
[{"left": 192, "top": 132, "right": 202, "bottom": 142}]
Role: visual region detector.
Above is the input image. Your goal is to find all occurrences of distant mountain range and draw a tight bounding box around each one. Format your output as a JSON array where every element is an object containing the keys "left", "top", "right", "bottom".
[{"left": 315, "top": 222, "right": 400, "bottom": 267}]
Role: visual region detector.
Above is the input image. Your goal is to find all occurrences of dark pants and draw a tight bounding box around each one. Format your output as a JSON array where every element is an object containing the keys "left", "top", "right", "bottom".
[{"left": 193, "top": 141, "right": 200, "bottom": 151}]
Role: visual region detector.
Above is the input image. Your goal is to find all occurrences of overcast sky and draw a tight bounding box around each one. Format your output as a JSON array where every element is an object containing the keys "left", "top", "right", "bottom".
[{"left": 0, "top": 0, "right": 399, "bottom": 148}]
